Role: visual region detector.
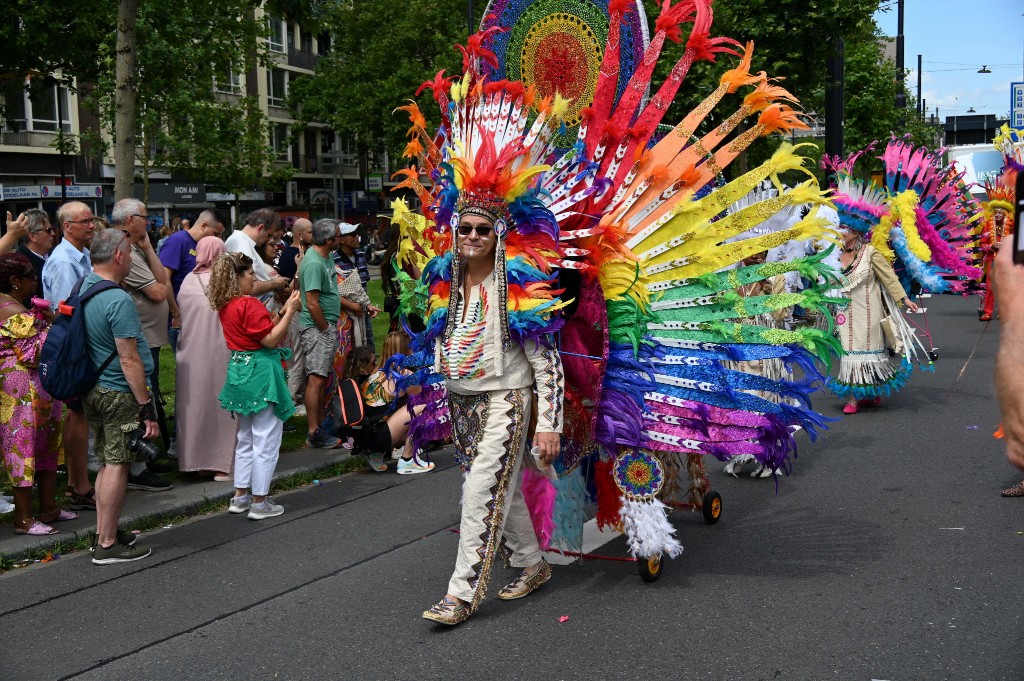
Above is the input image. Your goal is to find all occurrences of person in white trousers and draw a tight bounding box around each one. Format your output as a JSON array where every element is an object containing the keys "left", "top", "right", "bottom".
[{"left": 206, "top": 252, "right": 301, "bottom": 520}]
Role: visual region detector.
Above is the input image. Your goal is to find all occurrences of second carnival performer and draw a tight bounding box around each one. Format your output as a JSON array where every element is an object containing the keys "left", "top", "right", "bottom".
[
  {"left": 831, "top": 225, "right": 918, "bottom": 413},
  {"left": 825, "top": 139, "right": 980, "bottom": 413},
  {"left": 978, "top": 181, "right": 1015, "bottom": 321}
]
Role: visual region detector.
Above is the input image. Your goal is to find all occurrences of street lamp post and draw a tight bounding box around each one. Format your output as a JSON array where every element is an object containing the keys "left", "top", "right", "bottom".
[{"left": 895, "top": 0, "right": 906, "bottom": 114}]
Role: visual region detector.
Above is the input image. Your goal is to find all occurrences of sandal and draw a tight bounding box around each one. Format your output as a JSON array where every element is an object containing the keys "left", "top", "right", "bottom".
[
  {"left": 422, "top": 596, "right": 471, "bottom": 626},
  {"left": 66, "top": 487, "right": 96, "bottom": 511},
  {"left": 39, "top": 509, "right": 80, "bottom": 523},
  {"left": 1001, "top": 481, "right": 1024, "bottom": 497},
  {"left": 497, "top": 560, "right": 552, "bottom": 600},
  {"left": 14, "top": 520, "right": 59, "bottom": 536},
  {"left": 842, "top": 403, "right": 858, "bottom": 415}
]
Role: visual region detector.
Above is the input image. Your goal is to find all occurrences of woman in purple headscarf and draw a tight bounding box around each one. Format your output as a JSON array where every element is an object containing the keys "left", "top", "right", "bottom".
[{"left": 175, "top": 236, "right": 238, "bottom": 478}]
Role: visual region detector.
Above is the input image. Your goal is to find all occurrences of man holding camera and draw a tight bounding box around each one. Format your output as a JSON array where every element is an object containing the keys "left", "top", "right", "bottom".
[{"left": 80, "top": 228, "right": 160, "bottom": 564}]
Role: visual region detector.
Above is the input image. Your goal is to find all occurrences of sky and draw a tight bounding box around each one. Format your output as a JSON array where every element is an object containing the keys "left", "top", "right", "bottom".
[{"left": 873, "top": 0, "right": 1024, "bottom": 120}]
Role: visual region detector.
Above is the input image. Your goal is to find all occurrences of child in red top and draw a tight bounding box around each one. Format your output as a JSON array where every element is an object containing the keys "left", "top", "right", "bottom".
[{"left": 208, "top": 252, "right": 300, "bottom": 520}]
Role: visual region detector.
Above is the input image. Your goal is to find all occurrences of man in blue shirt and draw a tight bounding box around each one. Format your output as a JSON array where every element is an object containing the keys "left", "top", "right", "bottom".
[
  {"left": 81, "top": 228, "right": 159, "bottom": 565},
  {"left": 42, "top": 201, "right": 96, "bottom": 511},
  {"left": 158, "top": 209, "right": 225, "bottom": 352},
  {"left": 42, "top": 201, "right": 94, "bottom": 309}
]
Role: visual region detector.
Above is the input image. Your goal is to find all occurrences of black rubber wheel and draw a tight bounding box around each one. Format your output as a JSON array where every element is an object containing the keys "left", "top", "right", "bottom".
[
  {"left": 929, "top": 350, "right": 938, "bottom": 362},
  {"left": 702, "top": 490, "right": 723, "bottom": 525},
  {"left": 638, "top": 553, "right": 664, "bottom": 582}
]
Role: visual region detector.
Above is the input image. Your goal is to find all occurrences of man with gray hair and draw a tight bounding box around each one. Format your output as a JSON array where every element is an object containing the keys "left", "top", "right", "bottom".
[
  {"left": 16, "top": 208, "right": 54, "bottom": 298},
  {"left": 80, "top": 228, "right": 159, "bottom": 564},
  {"left": 114, "top": 198, "right": 173, "bottom": 491},
  {"left": 43, "top": 201, "right": 97, "bottom": 510},
  {"left": 299, "top": 218, "right": 343, "bottom": 448}
]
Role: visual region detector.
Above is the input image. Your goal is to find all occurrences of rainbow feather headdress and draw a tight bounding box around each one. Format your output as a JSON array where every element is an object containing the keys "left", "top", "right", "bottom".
[{"left": 824, "top": 137, "right": 982, "bottom": 293}]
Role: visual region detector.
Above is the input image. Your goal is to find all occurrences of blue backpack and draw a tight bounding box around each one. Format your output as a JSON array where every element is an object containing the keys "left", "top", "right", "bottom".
[{"left": 39, "top": 277, "right": 121, "bottom": 402}]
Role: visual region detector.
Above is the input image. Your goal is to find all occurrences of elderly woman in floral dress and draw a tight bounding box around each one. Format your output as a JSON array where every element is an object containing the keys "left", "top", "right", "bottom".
[{"left": 0, "top": 253, "right": 76, "bottom": 535}]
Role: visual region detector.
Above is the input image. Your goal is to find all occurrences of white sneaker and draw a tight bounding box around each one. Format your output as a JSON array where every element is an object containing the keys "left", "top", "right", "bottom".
[
  {"left": 248, "top": 499, "right": 284, "bottom": 520},
  {"left": 391, "top": 446, "right": 404, "bottom": 461},
  {"left": 397, "top": 456, "right": 435, "bottom": 475},
  {"left": 0, "top": 501, "right": 14, "bottom": 514},
  {"left": 294, "top": 404, "right": 307, "bottom": 417},
  {"left": 229, "top": 494, "right": 253, "bottom": 514}
]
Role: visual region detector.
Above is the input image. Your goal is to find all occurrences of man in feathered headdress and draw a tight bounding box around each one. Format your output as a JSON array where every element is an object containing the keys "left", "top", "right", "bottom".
[
  {"left": 401, "top": 52, "right": 568, "bottom": 624},
  {"left": 978, "top": 181, "right": 1015, "bottom": 321}
]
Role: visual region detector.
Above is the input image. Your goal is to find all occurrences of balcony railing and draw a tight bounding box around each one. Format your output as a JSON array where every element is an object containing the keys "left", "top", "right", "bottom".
[
  {"left": 288, "top": 49, "right": 319, "bottom": 71},
  {"left": 0, "top": 130, "right": 59, "bottom": 148}
]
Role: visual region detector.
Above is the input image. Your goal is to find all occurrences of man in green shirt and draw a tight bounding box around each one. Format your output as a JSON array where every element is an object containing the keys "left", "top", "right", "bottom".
[{"left": 298, "top": 218, "right": 343, "bottom": 448}]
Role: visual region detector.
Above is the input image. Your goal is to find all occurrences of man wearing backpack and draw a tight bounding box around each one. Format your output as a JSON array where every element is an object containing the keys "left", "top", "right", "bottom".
[
  {"left": 42, "top": 201, "right": 96, "bottom": 511},
  {"left": 79, "top": 228, "right": 159, "bottom": 564}
]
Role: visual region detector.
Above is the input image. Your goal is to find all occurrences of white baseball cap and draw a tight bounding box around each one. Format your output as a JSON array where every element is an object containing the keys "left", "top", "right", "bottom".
[{"left": 339, "top": 222, "right": 358, "bottom": 235}]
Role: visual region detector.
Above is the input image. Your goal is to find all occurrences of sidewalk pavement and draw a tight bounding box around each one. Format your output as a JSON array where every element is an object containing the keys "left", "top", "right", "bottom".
[{"left": 0, "top": 445, "right": 360, "bottom": 563}]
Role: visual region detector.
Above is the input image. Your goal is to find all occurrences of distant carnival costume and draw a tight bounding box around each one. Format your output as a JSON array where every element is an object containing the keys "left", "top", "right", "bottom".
[
  {"left": 825, "top": 139, "right": 982, "bottom": 399},
  {"left": 393, "top": 0, "right": 847, "bottom": 595},
  {"left": 978, "top": 126, "right": 1022, "bottom": 321}
]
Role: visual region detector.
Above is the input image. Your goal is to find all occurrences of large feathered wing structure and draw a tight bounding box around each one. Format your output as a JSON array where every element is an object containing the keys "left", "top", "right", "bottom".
[{"left": 393, "top": 0, "right": 842, "bottom": 560}]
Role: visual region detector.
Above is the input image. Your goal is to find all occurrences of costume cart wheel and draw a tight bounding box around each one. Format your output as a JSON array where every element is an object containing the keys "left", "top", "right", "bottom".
[
  {"left": 702, "top": 490, "right": 723, "bottom": 525},
  {"left": 637, "top": 553, "right": 664, "bottom": 582},
  {"left": 929, "top": 350, "right": 938, "bottom": 362}
]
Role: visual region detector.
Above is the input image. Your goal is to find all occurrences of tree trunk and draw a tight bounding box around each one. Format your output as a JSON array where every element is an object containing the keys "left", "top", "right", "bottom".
[{"left": 113, "top": 0, "right": 140, "bottom": 201}]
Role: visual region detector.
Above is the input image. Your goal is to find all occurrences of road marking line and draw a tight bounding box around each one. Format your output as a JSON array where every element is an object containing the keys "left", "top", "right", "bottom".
[{"left": 544, "top": 518, "right": 621, "bottom": 565}]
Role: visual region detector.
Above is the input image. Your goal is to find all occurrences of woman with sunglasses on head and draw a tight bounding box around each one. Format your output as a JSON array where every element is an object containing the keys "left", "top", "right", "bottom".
[
  {"left": 207, "top": 252, "right": 301, "bottom": 520},
  {"left": 0, "top": 253, "right": 72, "bottom": 535}
]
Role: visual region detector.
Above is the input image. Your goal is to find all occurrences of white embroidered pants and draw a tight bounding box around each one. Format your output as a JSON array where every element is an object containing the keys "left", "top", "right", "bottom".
[
  {"left": 447, "top": 387, "right": 543, "bottom": 608},
  {"left": 233, "top": 406, "right": 283, "bottom": 496}
]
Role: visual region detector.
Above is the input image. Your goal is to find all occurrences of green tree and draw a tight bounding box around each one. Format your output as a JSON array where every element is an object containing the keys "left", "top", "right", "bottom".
[
  {"left": 83, "top": 1, "right": 297, "bottom": 201},
  {"left": 287, "top": 0, "right": 467, "bottom": 160}
]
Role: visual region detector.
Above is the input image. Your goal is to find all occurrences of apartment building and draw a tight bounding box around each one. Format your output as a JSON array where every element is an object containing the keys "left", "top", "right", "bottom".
[{"left": 0, "top": 12, "right": 405, "bottom": 230}]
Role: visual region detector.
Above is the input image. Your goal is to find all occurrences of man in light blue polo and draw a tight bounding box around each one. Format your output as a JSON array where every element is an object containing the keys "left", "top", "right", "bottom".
[
  {"left": 42, "top": 201, "right": 95, "bottom": 309},
  {"left": 42, "top": 201, "right": 97, "bottom": 512}
]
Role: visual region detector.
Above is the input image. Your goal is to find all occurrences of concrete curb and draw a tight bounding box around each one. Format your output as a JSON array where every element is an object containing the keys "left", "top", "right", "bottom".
[{"left": 1, "top": 445, "right": 360, "bottom": 563}]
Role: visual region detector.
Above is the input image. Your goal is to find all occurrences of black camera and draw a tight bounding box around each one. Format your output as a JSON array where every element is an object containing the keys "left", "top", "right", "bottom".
[{"left": 127, "top": 427, "right": 163, "bottom": 461}]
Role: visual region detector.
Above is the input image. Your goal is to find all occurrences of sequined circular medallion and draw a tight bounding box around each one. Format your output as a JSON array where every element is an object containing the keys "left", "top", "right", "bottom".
[
  {"left": 613, "top": 449, "right": 664, "bottom": 501},
  {"left": 481, "top": 0, "right": 649, "bottom": 147}
]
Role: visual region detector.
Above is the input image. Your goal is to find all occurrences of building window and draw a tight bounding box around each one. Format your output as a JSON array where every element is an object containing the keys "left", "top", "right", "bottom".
[
  {"left": 271, "top": 122, "right": 290, "bottom": 161},
  {"left": 316, "top": 32, "right": 331, "bottom": 55},
  {"left": 213, "top": 68, "right": 243, "bottom": 95},
  {"left": 300, "top": 30, "right": 313, "bottom": 54},
  {"left": 267, "top": 16, "right": 286, "bottom": 53},
  {"left": 287, "top": 22, "right": 295, "bottom": 51},
  {"left": 320, "top": 129, "right": 335, "bottom": 154},
  {"left": 267, "top": 69, "right": 287, "bottom": 108},
  {"left": 2, "top": 79, "right": 71, "bottom": 133}
]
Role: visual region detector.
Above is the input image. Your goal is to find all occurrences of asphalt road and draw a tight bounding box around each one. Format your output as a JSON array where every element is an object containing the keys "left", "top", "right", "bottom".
[{"left": 1, "top": 294, "right": 1019, "bottom": 681}]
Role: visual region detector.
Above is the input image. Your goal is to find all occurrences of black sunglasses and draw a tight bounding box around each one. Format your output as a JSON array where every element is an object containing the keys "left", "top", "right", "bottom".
[{"left": 457, "top": 224, "right": 493, "bottom": 237}]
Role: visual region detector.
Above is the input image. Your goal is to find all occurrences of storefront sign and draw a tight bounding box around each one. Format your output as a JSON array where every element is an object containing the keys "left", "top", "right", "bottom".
[
  {"left": 207, "top": 191, "right": 274, "bottom": 202},
  {"left": 0, "top": 184, "right": 103, "bottom": 201},
  {"left": 1012, "top": 82, "right": 1024, "bottom": 130},
  {"left": 135, "top": 183, "right": 207, "bottom": 204}
]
